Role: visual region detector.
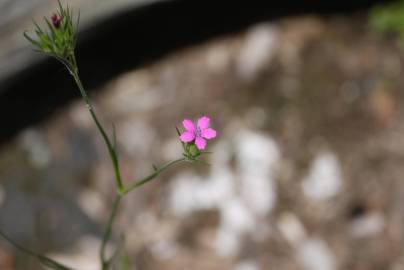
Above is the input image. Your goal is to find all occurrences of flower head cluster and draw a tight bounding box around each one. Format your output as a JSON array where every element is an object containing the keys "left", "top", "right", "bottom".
[
  {"left": 24, "top": 1, "right": 79, "bottom": 63},
  {"left": 180, "top": 116, "right": 217, "bottom": 150}
]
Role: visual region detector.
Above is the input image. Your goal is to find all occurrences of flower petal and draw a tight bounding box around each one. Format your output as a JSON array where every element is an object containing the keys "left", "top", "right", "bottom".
[
  {"left": 195, "top": 137, "right": 207, "bottom": 150},
  {"left": 197, "top": 116, "right": 210, "bottom": 130},
  {"left": 182, "top": 119, "right": 196, "bottom": 132},
  {"left": 201, "top": 128, "right": 216, "bottom": 139},
  {"left": 180, "top": 131, "right": 195, "bottom": 142}
]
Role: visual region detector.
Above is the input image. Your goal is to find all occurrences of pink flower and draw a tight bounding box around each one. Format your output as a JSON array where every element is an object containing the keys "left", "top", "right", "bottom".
[{"left": 180, "top": 116, "right": 217, "bottom": 150}]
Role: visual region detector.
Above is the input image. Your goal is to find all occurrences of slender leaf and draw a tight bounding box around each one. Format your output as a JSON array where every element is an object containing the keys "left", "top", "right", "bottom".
[{"left": 0, "top": 228, "right": 75, "bottom": 270}]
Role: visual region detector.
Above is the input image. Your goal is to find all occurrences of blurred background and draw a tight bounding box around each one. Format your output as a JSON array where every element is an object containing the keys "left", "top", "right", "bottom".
[{"left": 1, "top": 0, "right": 404, "bottom": 269}]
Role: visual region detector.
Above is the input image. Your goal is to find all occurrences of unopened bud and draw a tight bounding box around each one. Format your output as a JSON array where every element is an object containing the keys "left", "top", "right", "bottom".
[{"left": 51, "top": 14, "right": 62, "bottom": 28}]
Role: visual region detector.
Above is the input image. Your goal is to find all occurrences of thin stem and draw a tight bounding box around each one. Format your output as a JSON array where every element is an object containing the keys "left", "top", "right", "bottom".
[
  {"left": 122, "top": 158, "right": 186, "bottom": 195},
  {"left": 100, "top": 195, "right": 122, "bottom": 270},
  {"left": 68, "top": 55, "right": 124, "bottom": 192},
  {"left": 98, "top": 157, "right": 185, "bottom": 269},
  {"left": 65, "top": 51, "right": 187, "bottom": 270}
]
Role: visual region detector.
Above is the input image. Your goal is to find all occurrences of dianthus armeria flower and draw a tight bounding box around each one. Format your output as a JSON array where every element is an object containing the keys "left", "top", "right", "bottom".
[{"left": 180, "top": 116, "right": 217, "bottom": 150}]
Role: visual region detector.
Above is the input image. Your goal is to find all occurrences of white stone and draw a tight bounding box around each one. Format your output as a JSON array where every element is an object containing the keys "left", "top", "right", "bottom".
[
  {"left": 169, "top": 168, "right": 234, "bottom": 216},
  {"left": 277, "top": 212, "right": 306, "bottom": 246},
  {"left": 236, "top": 130, "right": 280, "bottom": 215},
  {"left": 237, "top": 23, "right": 278, "bottom": 79},
  {"left": 296, "top": 238, "right": 336, "bottom": 270},
  {"left": 78, "top": 189, "right": 105, "bottom": 221},
  {"left": 349, "top": 212, "right": 385, "bottom": 238},
  {"left": 302, "top": 151, "right": 342, "bottom": 200},
  {"left": 234, "top": 260, "right": 260, "bottom": 270},
  {"left": 18, "top": 128, "right": 51, "bottom": 168}
]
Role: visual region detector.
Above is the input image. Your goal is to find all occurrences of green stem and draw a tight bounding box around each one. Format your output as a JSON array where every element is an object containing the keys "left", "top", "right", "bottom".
[
  {"left": 100, "top": 195, "right": 122, "bottom": 270},
  {"left": 122, "top": 158, "right": 185, "bottom": 195},
  {"left": 65, "top": 52, "right": 186, "bottom": 270},
  {"left": 68, "top": 55, "right": 124, "bottom": 192},
  {"left": 99, "top": 158, "right": 184, "bottom": 269}
]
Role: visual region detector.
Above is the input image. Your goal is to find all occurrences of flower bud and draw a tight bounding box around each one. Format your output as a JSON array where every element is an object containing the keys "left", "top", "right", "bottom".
[{"left": 51, "top": 14, "right": 62, "bottom": 28}]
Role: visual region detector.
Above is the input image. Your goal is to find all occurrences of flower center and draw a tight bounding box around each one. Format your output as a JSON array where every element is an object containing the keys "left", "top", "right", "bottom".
[{"left": 195, "top": 127, "right": 202, "bottom": 137}]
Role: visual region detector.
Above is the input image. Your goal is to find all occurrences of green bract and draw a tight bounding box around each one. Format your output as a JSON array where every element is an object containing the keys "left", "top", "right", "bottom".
[
  {"left": 24, "top": 1, "right": 79, "bottom": 66},
  {"left": 184, "top": 144, "right": 201, "bottom": 160}
]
